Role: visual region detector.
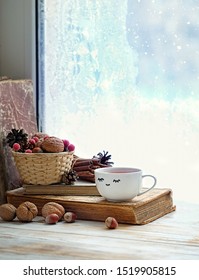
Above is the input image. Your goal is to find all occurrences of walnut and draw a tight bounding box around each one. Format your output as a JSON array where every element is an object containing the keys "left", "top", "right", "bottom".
[
  {"left": 0, "top": 203, "right": 16, "bottom": 221},
  {"left": 16, "top": 201, "right": 38, "bottom": 222},
  {"left": 41, "top": 136, "right": 64, "bottom": 153},
  {"left": 32, "top": 132, "right": 49, "bottom": 148},
  {"left": 41, "top": 202, "right": 65, "bottom": 220}
]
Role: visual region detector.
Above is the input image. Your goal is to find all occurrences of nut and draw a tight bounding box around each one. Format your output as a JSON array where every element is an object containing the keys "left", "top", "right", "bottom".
[
  {"left": 41, "top": 202, "right": 65, "bottom": 220},
  {"left": 34, "top": 133, "right": 49, "bottom": 148},
  {"left": 32, "top": 147, "right": 43, "bottom": 153},
  {"left": 45, "top": 213, "right": 59, "bottom": 224},
  {"left": 64, "top": 212, "right": 77, "bottom": 223},
  {"left": 0, "top": 203, "right": 16, "bottom": 221},
  {"left": 41, "top": 136, "right": 64, "bottom": 153},
  {"left": 105, "top": 217, "right": 118, "bottom": 229},
  {"left": 16, "top": 201, "right": 38, "bottom": 222},
  {"left": 33, "top": 132, "right": 49, "bottom": 139}
]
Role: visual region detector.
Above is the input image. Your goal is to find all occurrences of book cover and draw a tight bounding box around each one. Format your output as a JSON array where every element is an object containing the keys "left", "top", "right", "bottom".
[
  {"left": 6, "top": 187, "right": 176, "bottom": 225},
  {"left": 23, "top": 180, "right": 100, "bottom": 196}
]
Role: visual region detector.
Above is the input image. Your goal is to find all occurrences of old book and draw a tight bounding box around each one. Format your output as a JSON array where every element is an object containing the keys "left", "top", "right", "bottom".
[
  {"left": 6, "top": 187, "right": 176, "bottom": 225},
  {"left": 23, "top": 180, "right": 100, "bottom": 196}
]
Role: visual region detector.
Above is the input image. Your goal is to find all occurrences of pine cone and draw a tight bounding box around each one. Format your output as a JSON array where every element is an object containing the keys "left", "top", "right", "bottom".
[
  {"left": 61, "top": 170, "right": 79, "bottom": 185},
  {"left": 93, "top": 150, "right": 114, "bottom": 165},
  {"left": 6, "top": 128, "right": 28, "bottom": 151}
]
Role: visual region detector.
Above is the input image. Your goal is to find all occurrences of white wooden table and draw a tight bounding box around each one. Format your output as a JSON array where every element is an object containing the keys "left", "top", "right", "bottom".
[{"left": 0, "top": 201, "right": 199, "bottom": 260}]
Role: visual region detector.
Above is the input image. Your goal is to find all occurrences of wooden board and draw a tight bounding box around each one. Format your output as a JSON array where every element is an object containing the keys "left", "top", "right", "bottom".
[{"left": 1, "top": 201, "right": 199, "bottom": 260}]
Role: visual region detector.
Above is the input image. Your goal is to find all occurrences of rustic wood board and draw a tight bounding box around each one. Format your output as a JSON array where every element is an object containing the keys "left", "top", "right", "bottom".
[{"left": 0, "top": 201, "right": 198, "bottom": 260}]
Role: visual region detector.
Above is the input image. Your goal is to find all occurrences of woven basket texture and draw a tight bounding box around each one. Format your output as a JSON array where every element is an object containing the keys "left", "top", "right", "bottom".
[{"left": 12, "top": 151, "right": 74, "bottom": 185}]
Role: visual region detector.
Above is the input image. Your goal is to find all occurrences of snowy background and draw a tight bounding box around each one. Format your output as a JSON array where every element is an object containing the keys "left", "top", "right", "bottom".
[{"left": 40, "top": 0, "right": 199, "bottom": 203}]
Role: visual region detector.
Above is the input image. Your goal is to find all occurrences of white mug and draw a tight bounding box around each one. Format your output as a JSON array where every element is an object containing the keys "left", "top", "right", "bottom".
[{"left": 94, "top": 167, "right": 157, "bottom": 202}]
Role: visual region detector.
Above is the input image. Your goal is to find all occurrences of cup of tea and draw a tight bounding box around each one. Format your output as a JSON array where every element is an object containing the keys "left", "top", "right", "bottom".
[{"left": 94, "top": 167, "right": 157, "bottom": 202}]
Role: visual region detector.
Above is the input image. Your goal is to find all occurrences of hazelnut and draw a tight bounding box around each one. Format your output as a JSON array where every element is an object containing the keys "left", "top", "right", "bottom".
[
  {"left": 35, "top": 139, "right": 43, "bottom": 148},
  {"left": 32, "top": 147, "right": 43, "bottom": 153},
  {"left": 0, "top": 203, "right": 16, "bottom": 221},
  {"left": 33, "top": 132, "right": 49, "bottom": 148},
  {"left": 16, "top": 201, "right": 38, "bottom": 222},
  {"left": 105, "top": 217, "right": 118, "bottom": 229},
  {"left": 41, "top": 202, "right": 65, "bottom": 220},
  {"left": 41, "top": 136, "right": 64, "bottom": 153},
  {"left": 45, "top": 213, "right": 59, "bottom": 224},
  {"left": 64, "top": 212, "right": 77, "bottom": 223}
]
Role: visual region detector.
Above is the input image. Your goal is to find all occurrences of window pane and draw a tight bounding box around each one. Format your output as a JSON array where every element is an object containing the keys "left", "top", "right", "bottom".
[{"left": 38, "top": 0, "right": 199, "bottom": 203}]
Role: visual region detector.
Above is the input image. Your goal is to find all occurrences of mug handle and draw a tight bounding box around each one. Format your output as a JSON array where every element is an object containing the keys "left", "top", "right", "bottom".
[{"left": 137, "top": 175, "right": 157, "bottom": 196}]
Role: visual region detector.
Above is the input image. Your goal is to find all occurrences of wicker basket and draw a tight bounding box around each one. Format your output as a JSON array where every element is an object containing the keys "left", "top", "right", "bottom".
[{"left": 12, "top": 151, "right": 74, "bottom": 185}]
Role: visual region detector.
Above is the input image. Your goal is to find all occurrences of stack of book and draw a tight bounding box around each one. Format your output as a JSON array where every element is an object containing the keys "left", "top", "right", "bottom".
[{"left": 6, "top": 181, "right": 176, "bottom": 225}]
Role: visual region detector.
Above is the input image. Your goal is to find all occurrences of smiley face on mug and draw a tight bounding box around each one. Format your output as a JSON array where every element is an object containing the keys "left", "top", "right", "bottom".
[{"left": 97, "top": 177, "right": 121, "bottom": 187}]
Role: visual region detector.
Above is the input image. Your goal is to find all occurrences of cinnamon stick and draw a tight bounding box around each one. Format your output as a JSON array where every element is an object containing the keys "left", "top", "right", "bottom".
[
  {"left": 72, "top": 155, "right": 112, "bottom": 183},
  {"left": 73, "top": 159, "right": 93, "bottom": 167},
  {"left": 73, "top": 165, "right": 92, "bottom": 172},
  {"left": 77, "top": 171, "right": 93, "bottom": 176}
]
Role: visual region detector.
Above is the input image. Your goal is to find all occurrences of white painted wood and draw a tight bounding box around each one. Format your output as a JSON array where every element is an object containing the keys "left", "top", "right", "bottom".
[{"left": 0, "top": 201, "right": 199, "bottom": 259}]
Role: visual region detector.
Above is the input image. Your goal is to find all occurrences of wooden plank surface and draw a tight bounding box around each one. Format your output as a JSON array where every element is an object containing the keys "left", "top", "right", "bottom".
[{"left": 0, "top": 201, "right": 199, "bottom": 260}]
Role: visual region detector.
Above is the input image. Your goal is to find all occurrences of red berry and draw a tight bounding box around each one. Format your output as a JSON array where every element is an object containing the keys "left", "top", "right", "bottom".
[
  {"left": 13, "top": 143, "right": 21, "bottom": 151},
  {"left": 25, "top": 149, "right": 32, "bottom": 153},
  {"left": 32, "top": 136, "right": 39, "bottom": 143},
  {"left": 67, "top": 143, "right": 75, "bottom": 152},
  {"left": 29, "top": 139, "right": 36, "bottom": 145},
  {"left": 63, "top": 139, "right": 70, "bottom": 148}
]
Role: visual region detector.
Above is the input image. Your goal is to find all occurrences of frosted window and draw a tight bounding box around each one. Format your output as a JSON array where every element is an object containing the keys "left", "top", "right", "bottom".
[{"left": 38, "top": 0, "right": 199, "bottom": 203}]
